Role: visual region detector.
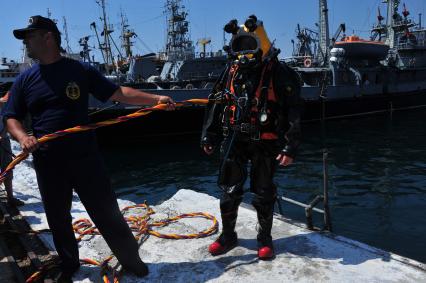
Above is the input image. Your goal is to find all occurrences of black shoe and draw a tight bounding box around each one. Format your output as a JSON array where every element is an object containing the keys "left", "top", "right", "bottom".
[
  {"left": 60, "top": 263, "right": 80, "bottom": 282},
  {"left": 46, "top": 264, "right": 79, "bottom": 283},
  {"left": 122, "top": 260, "right": 149, "bottom": 278},
  {"left": 55, "top": 272, "right": 73, "bottom": 283},
  {"left": 7, "top": 197, "right": 24, "bottom": 207}
]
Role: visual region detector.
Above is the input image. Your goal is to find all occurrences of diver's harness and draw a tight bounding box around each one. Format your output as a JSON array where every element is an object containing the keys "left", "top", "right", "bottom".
[{"left": 221, "top": 60, "right": 279, "bottom": 141}]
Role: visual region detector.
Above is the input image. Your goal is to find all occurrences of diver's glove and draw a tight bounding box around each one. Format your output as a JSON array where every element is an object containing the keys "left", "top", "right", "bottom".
[
  {"left": 201, "top": 136, "right": 215, "bottom": 155},
  {"left": 280, "top": 144, "right": 297, "bottom": 159},
  {"left": 201, "top": 136, "right": 211, "bottom": 147}
]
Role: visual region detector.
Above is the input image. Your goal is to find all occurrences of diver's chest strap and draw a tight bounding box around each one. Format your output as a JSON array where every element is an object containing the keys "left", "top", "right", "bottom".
[{"left": 222, "top": 62, "right": 279, "bottom": 140}]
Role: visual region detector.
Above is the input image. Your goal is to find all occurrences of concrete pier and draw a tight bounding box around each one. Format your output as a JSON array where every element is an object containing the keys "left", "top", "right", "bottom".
[
  {"left": 112, "top": 189, "right": 425, "bottom": 283},
  {"left": 5, "top": 137, "right": 426, "bottom": 282},
  {"left": 10, "top": 183, "right": 426, "bottom": 282}
]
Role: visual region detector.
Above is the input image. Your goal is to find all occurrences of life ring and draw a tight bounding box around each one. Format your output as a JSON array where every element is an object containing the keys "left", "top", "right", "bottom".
[
  {"left": 304, "top": 58, "right": 312, "bottom": 68},
  {"left": 185, "top": 83, "right": 194, "bottom": 90},
  {"left": 199, "top": 52, "right": 205, "bottom": 58}
]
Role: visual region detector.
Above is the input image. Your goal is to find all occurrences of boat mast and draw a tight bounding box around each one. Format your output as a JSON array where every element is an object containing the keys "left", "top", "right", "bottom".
[
  {"left": 318, "top": 0, "right": 330, "bottom": 66},
  {"left": 47, "top": 8, "right": 52, "bottom": 19},
  {"left": 163, "top": 0, "right": 194, "bottom": 61},
  {"left": 371, "top": 6, "right": 387, "bottom": 41},
  {"left": 385, "top": 0, "right": 398, "bottom": 48},
  {"left": 78, "top": 36, "right": 92, "bottom": 63},
  {"left": 120, "top": 10, "right": 136, "bottom": 58},
  {"left": 95, "top": 0, "right": 115, "bottom": 71},
  {"left": 63, "top": 16, "right": 72, "bottom": 54},
  {"left": 90, "top": 22, "right": 107, "bottom": 66}
]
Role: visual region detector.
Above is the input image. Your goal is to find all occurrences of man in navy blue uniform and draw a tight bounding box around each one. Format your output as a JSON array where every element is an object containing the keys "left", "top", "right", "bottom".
[{"left": 3, "top": 15, "right": 175, "bottom": 281}]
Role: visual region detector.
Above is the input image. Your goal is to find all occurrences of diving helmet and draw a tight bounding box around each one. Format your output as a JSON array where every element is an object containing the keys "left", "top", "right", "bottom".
[{"left": 224, "top": 15, "right": 279, "bottom": 68}]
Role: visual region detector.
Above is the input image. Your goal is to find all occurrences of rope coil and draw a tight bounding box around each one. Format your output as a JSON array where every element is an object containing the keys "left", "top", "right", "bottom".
[
  {"left": 73, "top": 202, "right": 219, "bottom": 241},
  {"left": 73, "top": 202, "right": 218, "bottom": 283},
  {"left": 27, "top": 201, "right": 218, "bottom": 283}
]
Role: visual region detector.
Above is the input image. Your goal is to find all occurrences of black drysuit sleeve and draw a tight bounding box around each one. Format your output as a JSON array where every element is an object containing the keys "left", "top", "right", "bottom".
[
  {"left": 200, "top": 67, "right": 229, "bottom": 147},
  {"left": 273, "top": 62, "right": 303, "bottom": 158}
]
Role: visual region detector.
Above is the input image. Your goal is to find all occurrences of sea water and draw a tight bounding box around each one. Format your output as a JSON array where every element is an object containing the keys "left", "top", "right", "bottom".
[{"left": 102, "top": 108, "right": 426, "bottom": 263}]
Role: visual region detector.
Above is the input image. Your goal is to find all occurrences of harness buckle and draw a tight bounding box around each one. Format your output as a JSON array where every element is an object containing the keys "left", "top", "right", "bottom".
[
  {"left": 237, "top": 97, "right": 247, "bottom": 108},
  {"left": 251, "top": 130, "right": 261, "bottom": 141},
  {"left": 222, "top": 106, "right": 228, "bottom": 123},
  {"left": 240, "top": 123, "right": 250, "bottom": 133},
  {"left": 223, "top": 126, "right": 229, "bottom": 137},
  {"left": 252, "top": 97, "right": 259, "bottom": 107}
]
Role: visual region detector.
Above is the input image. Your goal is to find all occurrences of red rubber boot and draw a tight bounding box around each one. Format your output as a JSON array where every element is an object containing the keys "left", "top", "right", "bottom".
[
  {"left": 258, "top": 245, "right": 275, "bottom": 260},
  {"left": 208, "top": 233, "right": 238, "bottom": 256}
]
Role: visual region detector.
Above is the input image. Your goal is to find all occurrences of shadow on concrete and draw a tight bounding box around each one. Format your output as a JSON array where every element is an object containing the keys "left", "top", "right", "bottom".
[{"left": 71, "top": 232, "right": 392, "bottom": 282}]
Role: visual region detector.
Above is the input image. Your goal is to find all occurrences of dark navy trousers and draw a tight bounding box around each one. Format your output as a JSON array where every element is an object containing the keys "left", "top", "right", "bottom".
[{"left": 33, "top": 141, "right": 141, "bottom": 271}]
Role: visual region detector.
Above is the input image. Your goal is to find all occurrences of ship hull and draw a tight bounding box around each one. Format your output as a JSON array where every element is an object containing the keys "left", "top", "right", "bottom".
[{"left": 303, "top": 90, "right": 426, "bottom": 122}]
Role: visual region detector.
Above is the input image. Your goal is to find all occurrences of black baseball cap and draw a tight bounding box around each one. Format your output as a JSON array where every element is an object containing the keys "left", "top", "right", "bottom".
[{"left": 13, "top": 15, "right": 60, "bottom": 39}]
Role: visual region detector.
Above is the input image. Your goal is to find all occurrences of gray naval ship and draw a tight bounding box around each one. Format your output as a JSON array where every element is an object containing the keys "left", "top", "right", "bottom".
[
  {"left": 146, "top": 0, "right": 227, "bottom": 90},
  {"left": 284, "top": 0, "right": 426, "bottom": 121},
  {"left": 113, "top": 0, "right": 227, "bottom": 90},
  {"left": 90, "top": 0, "right": 426, "bottom": 139}
]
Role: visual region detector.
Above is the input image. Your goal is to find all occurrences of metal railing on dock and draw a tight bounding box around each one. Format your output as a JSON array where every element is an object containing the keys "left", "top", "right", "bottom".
[{"left": 277, "top": 149, "right": 332, "bottom": 232}]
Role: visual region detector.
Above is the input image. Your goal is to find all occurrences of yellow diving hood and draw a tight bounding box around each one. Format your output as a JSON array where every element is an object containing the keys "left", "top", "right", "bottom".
[{"left": 225, "top": 15, "right": 274, "bottom": 60}]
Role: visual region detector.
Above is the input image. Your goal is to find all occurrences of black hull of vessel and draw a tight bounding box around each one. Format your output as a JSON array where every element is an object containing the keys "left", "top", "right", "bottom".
[
  {"left": 303, "top": 90, "right": 426, "bottom": 122},
  {"left": 91, "top": 89, "right": 426, "bottom": 143},
  {"left": 93, "top": 106, "right": 206, "bottom": 143}
]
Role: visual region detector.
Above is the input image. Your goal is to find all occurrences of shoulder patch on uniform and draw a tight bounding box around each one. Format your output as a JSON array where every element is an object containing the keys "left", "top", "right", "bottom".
[{"left": 66, "top": 82, "right": 80, "bottom": 100}]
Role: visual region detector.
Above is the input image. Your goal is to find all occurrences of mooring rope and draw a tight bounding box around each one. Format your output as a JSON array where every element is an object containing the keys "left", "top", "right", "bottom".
[{"left": 0, "top": 98, "right": 209, "bottom": 184}]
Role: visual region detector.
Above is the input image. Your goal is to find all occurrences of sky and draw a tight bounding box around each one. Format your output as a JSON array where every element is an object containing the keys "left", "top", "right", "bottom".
[{"left": 1, "top": 0, "right": 425, "bottom": 62}]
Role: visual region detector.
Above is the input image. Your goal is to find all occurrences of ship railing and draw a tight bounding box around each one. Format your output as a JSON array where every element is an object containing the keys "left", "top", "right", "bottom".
[
  {"left": 195, "top": 51, "right": 224, "bottom": 59},
  {"left": 0, "top": 71, "right": 19, "bottom": 78},
  {"left": 179, "top": 71, "right": 216, "bottom": 80},
  {"left": 393, "top": 19, "right": 416, "bottom": 29},
  {"left": 285, "top": 55, "right": 314, "bottom": 60},
  {"left": 396, "top": 40, "right": 426, "bottom": 49}
]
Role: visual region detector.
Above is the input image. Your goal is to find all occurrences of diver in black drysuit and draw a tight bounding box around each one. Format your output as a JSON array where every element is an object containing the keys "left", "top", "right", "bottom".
[{"left": 201, "top": 14, "right": 303, "bottom": 260}]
